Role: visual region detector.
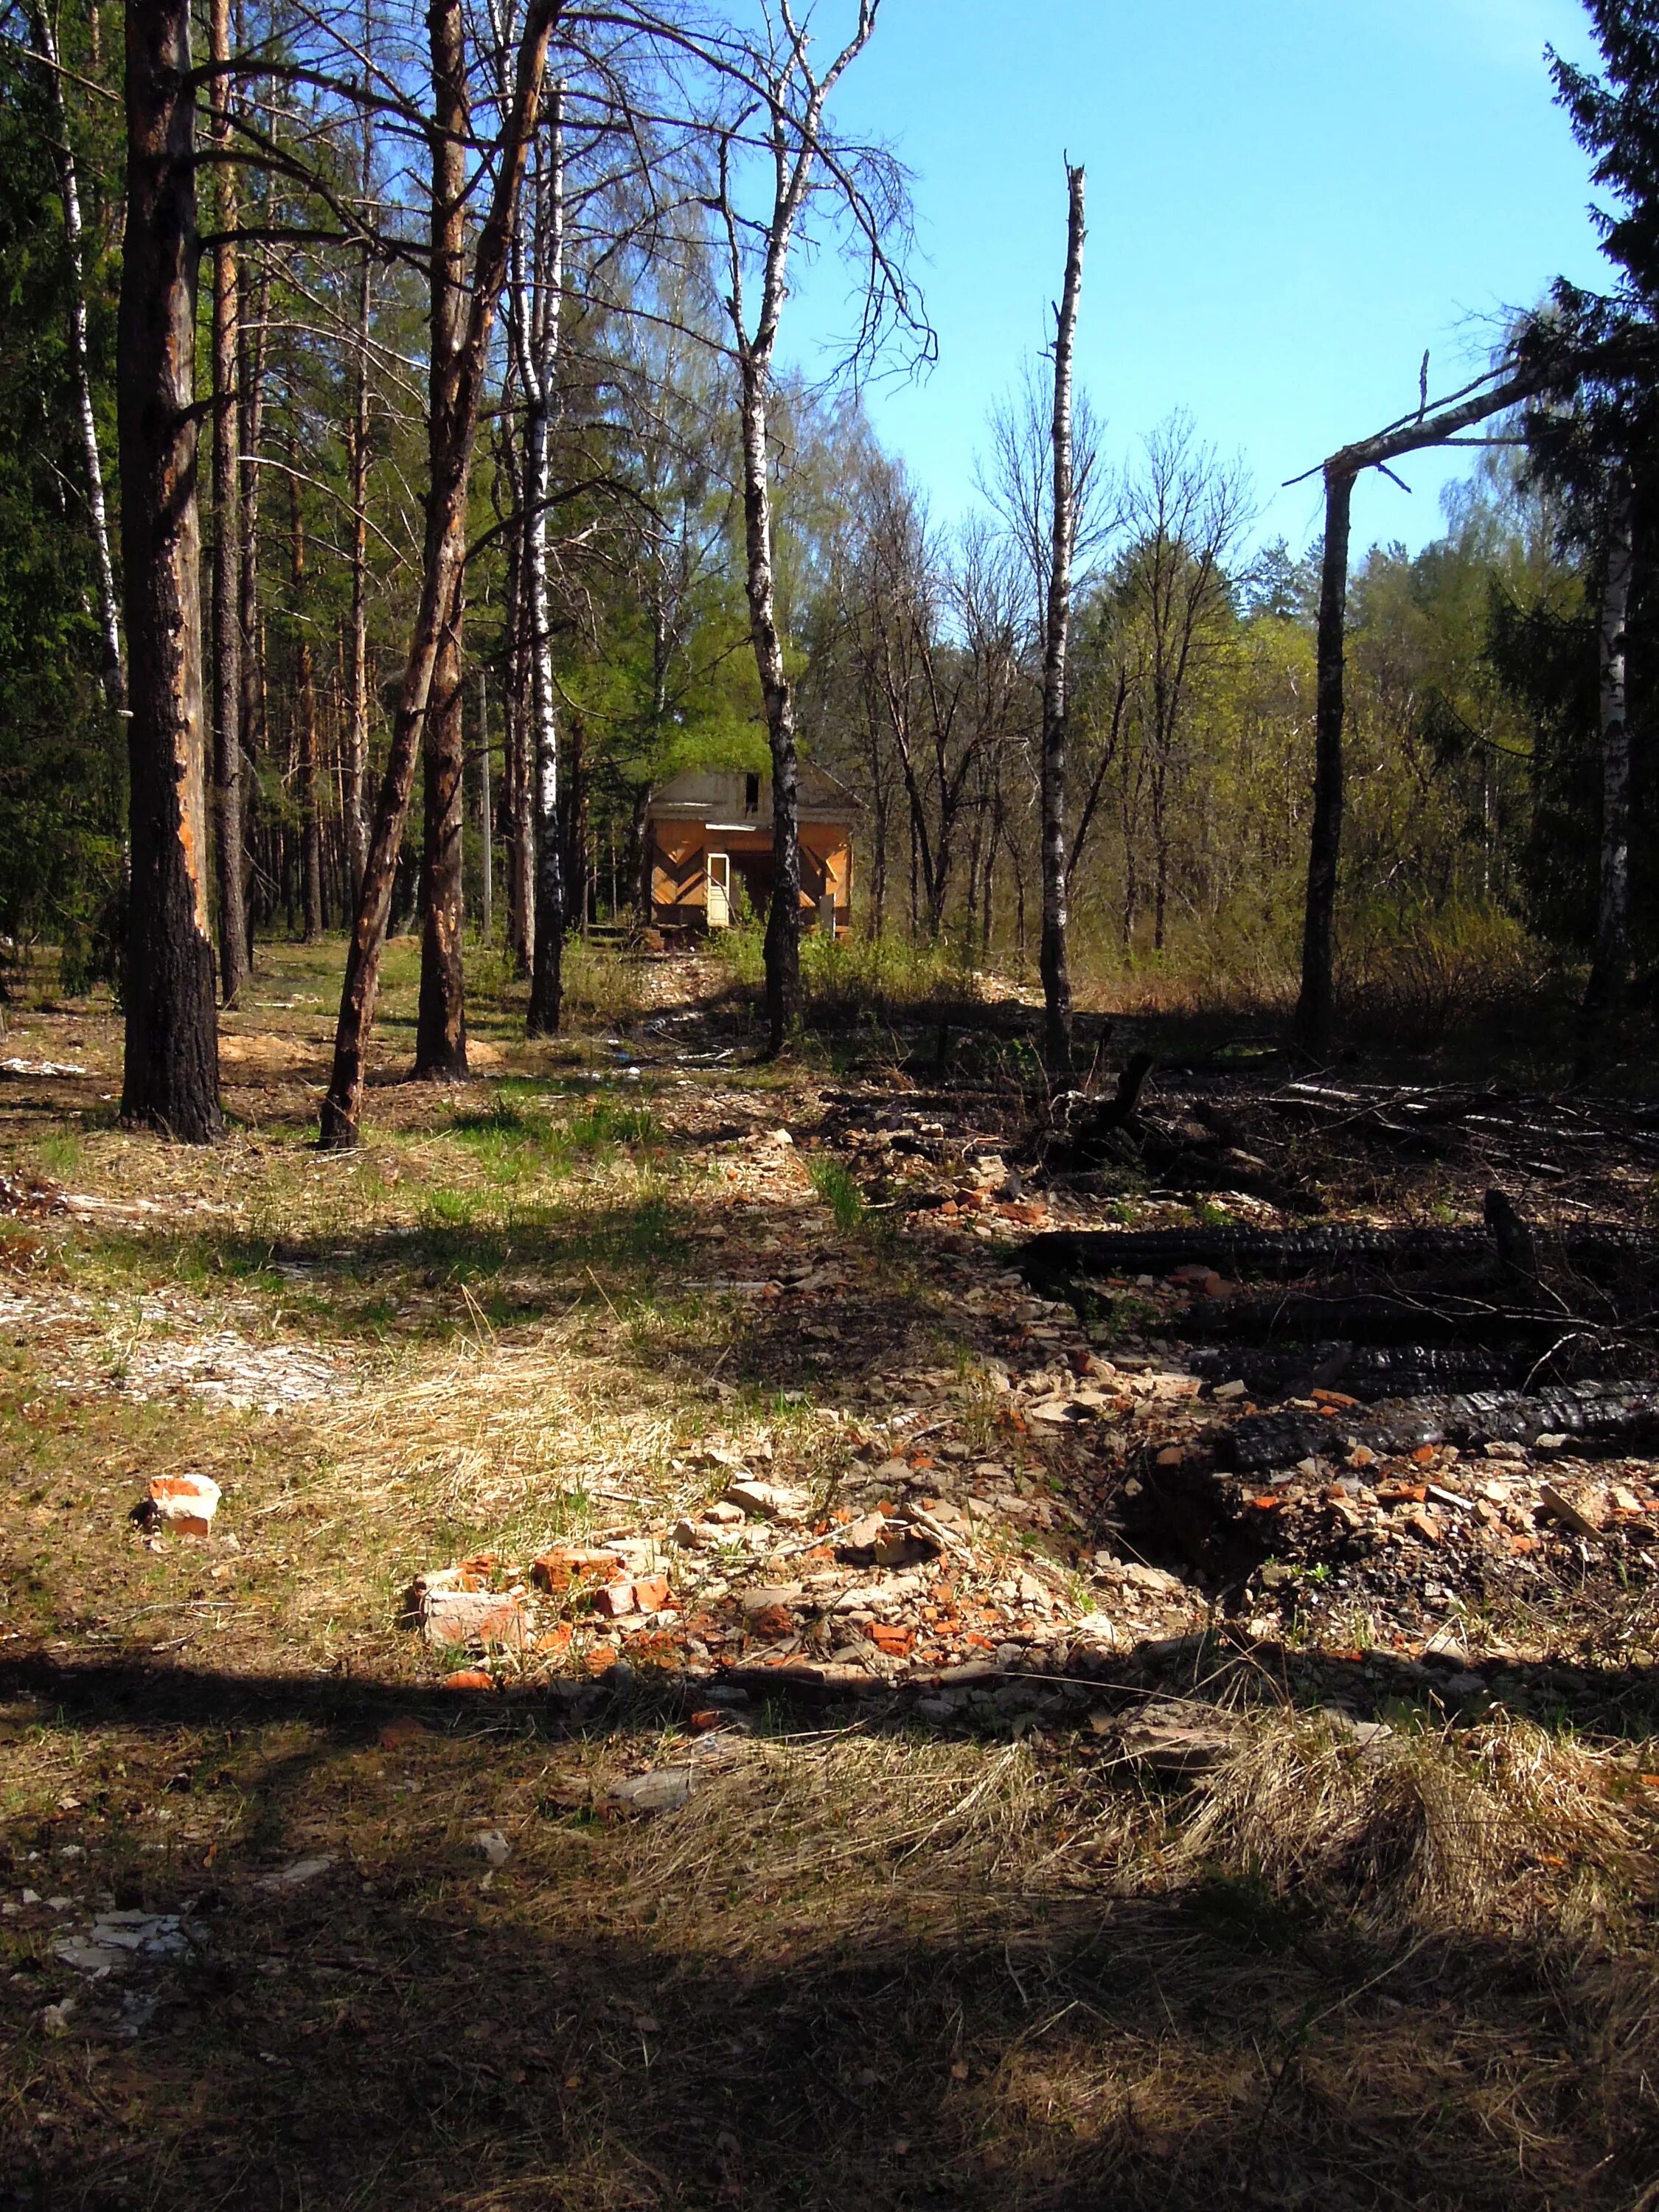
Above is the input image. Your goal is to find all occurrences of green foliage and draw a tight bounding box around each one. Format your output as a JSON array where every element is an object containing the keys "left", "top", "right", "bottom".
[
  {"left": 0, "top": 31, "right": 125, "bottom": 978},
  {"left": 807, "top": 1153, "right": 864, "bottom": 1231}
]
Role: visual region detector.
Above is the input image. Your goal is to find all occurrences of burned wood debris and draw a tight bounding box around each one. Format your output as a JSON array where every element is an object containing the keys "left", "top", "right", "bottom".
[
  {"left": 1032, "top": 1054, "right": 1320, "bottom": 1211},
  {"left": 1030, "top": 1061, "right": 1659, "bottom": 1213},
  {"left": 1015, "top": 1170, "right": 1659, "bottom": 1639}
]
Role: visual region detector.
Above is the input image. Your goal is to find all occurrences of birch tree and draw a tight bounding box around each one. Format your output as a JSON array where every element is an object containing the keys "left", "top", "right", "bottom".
[
  {"left": 320, "top": 0, "right": 566, "bottom": 1146},
  {"left": 1039, "top": 161, "right": 1085, "bottom": 1077},
  {"left": 512, "top": 83, "right": 566, "bottom": 1035},
  {"left": 25, "top": 0, "right": 122, "bottom": 714},
  {"left": 703, "top": 0, "right": 917, "bottom": 1054}
]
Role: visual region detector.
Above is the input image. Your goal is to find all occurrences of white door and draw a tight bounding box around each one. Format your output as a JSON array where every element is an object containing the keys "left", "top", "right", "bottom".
[{"left": 706, "top": 852, "right": 731, "bottom": 929}]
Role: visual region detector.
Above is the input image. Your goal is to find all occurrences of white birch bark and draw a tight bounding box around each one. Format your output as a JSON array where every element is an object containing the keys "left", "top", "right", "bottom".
[
  {"left": 1039, "top": 162, "right": 1085, "bottom": 1077},
  {"left": 28, "top": 0, "right": 123, "bottom": 712},
  {"left": 510, "top": 85, "right": 565, "bottom": 1035}
]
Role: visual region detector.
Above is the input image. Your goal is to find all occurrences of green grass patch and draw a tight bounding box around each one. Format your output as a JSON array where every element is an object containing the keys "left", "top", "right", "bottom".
[{"left": 808, "top": 1153, "right": 865, "bottom": 1231}]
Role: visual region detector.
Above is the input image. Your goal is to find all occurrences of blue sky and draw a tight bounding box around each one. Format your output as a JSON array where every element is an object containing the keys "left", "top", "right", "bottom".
[{"left": 785, "top": 0, "right": 1611, "bottom": 559}]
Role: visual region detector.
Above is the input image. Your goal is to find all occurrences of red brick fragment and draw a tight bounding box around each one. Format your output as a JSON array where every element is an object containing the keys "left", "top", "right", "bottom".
[
  {"left": 869, "top": 1624, "right": 914, "bottom": 1656},
  {"left": 443, "top": 1669, "right": 495, "bottom": 1691},
  {"left": 532, "top": 1547, "right": 624, "bottom": 1596},
  {"left": 633, "top": 1575, "right": 671, "bottom": 1613}
]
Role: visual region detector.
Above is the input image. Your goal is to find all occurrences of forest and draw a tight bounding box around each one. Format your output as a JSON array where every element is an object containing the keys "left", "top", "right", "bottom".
[
  {"left": 1, "top": 3, "right": 1658, "bottom": 2209},
  {"left": 0, "top": 0, "right": 1652, "bottom": 1111}
]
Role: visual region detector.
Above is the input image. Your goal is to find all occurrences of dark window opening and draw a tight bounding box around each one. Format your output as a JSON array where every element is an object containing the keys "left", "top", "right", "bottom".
[{"left": 744, "top": 773, "right": 760, "bottom": 815}]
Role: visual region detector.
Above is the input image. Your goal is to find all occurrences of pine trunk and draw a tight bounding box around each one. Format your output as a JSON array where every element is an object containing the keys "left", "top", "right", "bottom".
[
  {"left": 344, "top": 239, "right": 372, "bottom": 902},
  {"left": 288, "top": 456, "right": 324, "bottom": 942},
  {"left": 413, "top": 0, "right": 470, "bottom": 1077},
  {"left": 117, "top": 0, "right": 221, "bottom": 1141},
  {"left": 206, "top": 0, "right": 246, "bottom": 1002},
  {"left": 237, "top": 250, "right": 269, "bottom": 964},
  {"left": 1587, "top": 467, "right": 1636, "bottom": 1020}
]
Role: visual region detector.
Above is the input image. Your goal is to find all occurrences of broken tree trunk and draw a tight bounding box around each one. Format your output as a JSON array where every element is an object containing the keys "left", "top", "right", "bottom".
[
  {"left": 413, "top": 0, "right": 470, "bottom": 1079},
  {"left": 1040, "top": 162, "right": 1085, "bottom": 1079},
  {"left": 117, "top": 0, "right": 221, "bottom": 1141},
  {"left": 1295, "top": 465, "right": 1352, "bottom": 1056},
  {"left": 319, "top": 0, "right": 564, "bottom": 1147},
  {"left": 1291, "top": 364, "right": 1541, "bottom": 1051}
]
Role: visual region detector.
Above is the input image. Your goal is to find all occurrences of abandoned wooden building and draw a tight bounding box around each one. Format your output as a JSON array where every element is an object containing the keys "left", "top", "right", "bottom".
[{"left": 645, "top": 765, "right": 856, "bottom": 936}]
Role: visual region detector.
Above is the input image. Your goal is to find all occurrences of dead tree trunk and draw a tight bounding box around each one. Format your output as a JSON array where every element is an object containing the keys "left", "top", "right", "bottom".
[
  {"left": 319, "top": 0, "right": 563, "bottom": 1147},
  {"left": 28, "top": 1, "right": 124, "bottom": 714},
  {"left": 1291, "top": 363, "right": 1540, "bottom": 1050},
  {"left": 1039, "top": 161, "right": 1085, "bottom": 1079},
  {"left": 414, "top": 0, "right": 470, "bottom": 1077},
  {"left": 117, "top": 0, "right": 220, "bottom": 1141},
  {"left": 1295, "top": 462, "right": 1354, "bottom": 1054},
  {"left": 1585, "top": 464, "right": 1635, "bottom": 1023}
]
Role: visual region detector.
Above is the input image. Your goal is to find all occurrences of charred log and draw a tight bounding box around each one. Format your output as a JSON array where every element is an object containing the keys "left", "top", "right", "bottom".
[
  {"left": 1218, "top": 1380, "right": 1659, "bottom": 1473},
  {"left": 1020, "top": 1218, "right": 1659, "bottom": 1293}
]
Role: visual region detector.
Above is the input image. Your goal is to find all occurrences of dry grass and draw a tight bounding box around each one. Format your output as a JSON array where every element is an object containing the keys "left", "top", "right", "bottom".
[{"left": 1176, "top": 1707, "right": 1658, "bottom": 1940}]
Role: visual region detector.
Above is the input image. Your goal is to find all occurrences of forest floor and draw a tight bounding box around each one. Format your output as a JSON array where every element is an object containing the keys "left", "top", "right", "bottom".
[{"left": 0, "top": 936, "right": 1655, "bottom": 2212}]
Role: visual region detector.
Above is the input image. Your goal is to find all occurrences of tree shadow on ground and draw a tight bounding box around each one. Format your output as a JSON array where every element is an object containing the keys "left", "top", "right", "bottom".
[{"left": 1, "top": 1655, "right": 1655, "bottom": 2212}]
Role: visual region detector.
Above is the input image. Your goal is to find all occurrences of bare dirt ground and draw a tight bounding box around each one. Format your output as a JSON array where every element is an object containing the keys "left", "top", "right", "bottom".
[{"left": 0, "top": 937, "right": 1655, "bottom": 2211}]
